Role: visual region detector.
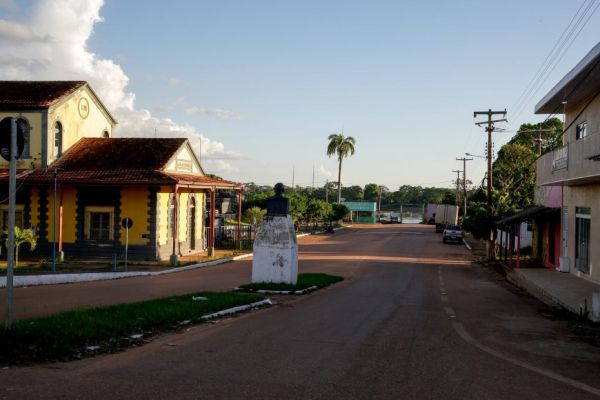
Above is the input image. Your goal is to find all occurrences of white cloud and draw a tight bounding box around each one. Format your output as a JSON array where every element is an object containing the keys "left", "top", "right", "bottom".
[
  {"left": 167, "top": 78, "right": 180, "bottom": 86},
  {"left": 318, "top": 164, "right": 334, "bottom": 179},
  {"left": 185, "top": 106, "right": 242, "bottom": 121},
  {"left": 0, "top": 19, "right": 39, "bottom": 41},
  {"left": 0, "top": 0, "right": 239, "bottom": 174}
]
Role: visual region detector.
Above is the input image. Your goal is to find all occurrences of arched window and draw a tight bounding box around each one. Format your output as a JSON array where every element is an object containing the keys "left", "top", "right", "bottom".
[
  {"left": 16, "top": 118, "right": 30, "bottom": 158},
  {"left": 102, "top": 130, "right": 110, "bottom": 138},
  {"left": 53, "top": 121, "right": 63, "bottom": 157}
]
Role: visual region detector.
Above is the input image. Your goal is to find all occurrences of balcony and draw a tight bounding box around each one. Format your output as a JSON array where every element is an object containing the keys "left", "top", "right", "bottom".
[{"left": 537, "top": 131, "right": 600, "bottom": 186}]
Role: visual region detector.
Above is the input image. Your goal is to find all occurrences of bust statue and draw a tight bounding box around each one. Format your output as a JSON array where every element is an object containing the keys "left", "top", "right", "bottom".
[{"left": 266, "top": 182, "right": 289, "bottom": 216}]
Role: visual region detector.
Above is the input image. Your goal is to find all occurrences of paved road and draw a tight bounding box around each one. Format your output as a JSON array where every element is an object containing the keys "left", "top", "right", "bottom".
[{"left": 2, "top": 224, "right": 600, "bottom": 399}]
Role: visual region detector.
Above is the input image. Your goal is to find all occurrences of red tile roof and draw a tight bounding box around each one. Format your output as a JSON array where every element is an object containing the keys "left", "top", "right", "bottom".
[
  {"left": 53, "top": 138, "right": 187, "bottom": 171},
  {"left": 0, "top": 81, "right": 87, "bottom": 110},
  {"left": 0, "top": 138, "right": 242, "bottom": 189}
]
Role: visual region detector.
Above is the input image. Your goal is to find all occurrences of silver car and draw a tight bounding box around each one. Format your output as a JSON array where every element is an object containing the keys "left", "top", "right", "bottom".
[{"left": 442, "top": 225, "right": 464, "bottom": 244}]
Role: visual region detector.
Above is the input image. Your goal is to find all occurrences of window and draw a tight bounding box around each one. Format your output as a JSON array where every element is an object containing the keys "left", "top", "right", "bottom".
[
  {"left": 16, "top": 118, "right": 30, "bottom": 158},
  {"left": 168, "top": 196, "right": 176, "bottom": 238},
  {"left": 84, "top": 207, "right": 114, "bottom": 240},
  {"left": 575, "top": 207, "right": 591, "bottom": 273},
  {"left": 0, "top": 206, "right": 24, "bottom": 231},
  {"left": 54, "top": 121, "right": 63, "bottom": 157},
  {"left": 102, "top": 130, "right": 110, "bottom": 138},
  {"left": 576, "top": 121, "right": 587, "bottom": 140}
]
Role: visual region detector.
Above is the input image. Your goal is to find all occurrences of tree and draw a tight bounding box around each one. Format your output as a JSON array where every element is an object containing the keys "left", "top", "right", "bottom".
[
  {"left": 509, "top": 118, "right": 563, "bottom": 155},
  {"left": 304, "top": 199, "right": 332, "bottom": 226},
  {"left": 341, "top": 185, "right": 363, "bottom": 201},
  {"left": 363, "top": 183, "right": 380, "bottom": 201},
  {"left": 244, "top": 206, "right": 266, "bottom": 226},
  {"left": 441, "top": 191, "right": 456, "bottom": 205},
  {"left": 326, "top": 133, "right": 356, "bottom": 203},
  {"left": 329, "top": 203, "right": 350, "bottom": 222},
  {"left": 1, "top": 227, "right": 37, "bottom": 267},
  {"left": 492, "top": 143, "right": 537, "bottom": 215}
]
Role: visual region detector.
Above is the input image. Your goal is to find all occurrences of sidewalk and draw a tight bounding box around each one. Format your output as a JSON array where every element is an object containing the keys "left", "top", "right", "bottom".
[{"left": 507, "top": 267, "right": 600, "bottom": 322}]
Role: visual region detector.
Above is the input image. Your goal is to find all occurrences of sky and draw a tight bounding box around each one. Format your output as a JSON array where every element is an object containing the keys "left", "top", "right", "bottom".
[{"left": 1, "top": 0, "right": 599, "bottom": 190}]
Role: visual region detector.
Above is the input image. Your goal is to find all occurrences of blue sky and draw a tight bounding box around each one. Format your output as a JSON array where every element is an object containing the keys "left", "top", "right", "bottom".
[{"left": 2, "top": 1, "right": 600, "bottom": 189}]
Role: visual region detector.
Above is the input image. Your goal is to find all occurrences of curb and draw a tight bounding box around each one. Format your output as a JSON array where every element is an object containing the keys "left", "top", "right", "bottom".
[
  {"left": 297, "top": 225, "right": 349, "bottom": 237},
  {"left": 201, "top": 299, "right": 273, "bottom": 319},
  {"left": 462, "top": 238, "right": 472, "bottom": 251},
  {"left": 0, "top": 253, "right": 254, "bottom": 289},
  {"left": 235, "top": 285, "right": 319, "bottom": 295}
]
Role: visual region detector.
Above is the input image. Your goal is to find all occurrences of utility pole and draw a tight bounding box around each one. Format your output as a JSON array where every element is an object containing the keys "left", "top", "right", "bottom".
[
  {"left": 474, "top": 109, "right": 507, "bottom": 259},
  {"left": 4, "top": 119, "right": 17, "bottom": 328},
  {"left": 291, "top": 166, "right": 295, "bottom": 192},
  {"left": 456, "top": 157, "right": 473, "bottom": 218},
  {"left": 312, "top": 165, "right": 315, "bottom": 193},
  {"left": 377, "top": 186, "right": 382, "bottom": 220},
  {"left": 520, "top": 126, "right": 554, "bottom": 156},
  {"left": 452, "top": 170, "right": 461, "bottom": 206},
  {"left": 325, "top": 180, "right": 329, "bottom": 203}
]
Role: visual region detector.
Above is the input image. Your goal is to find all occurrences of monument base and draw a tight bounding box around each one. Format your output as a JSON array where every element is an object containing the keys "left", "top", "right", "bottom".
[{"left": 252, "top": 215, "right": 298, "bottom": 284}]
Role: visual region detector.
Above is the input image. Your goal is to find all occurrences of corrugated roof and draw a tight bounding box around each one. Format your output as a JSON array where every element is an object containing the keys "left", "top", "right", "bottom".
[{"left": 0, "top": 81, "right": 87, "bottom": 110}]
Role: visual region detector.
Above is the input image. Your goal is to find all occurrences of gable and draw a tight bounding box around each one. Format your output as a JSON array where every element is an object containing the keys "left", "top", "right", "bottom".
[
  {"left": 49, "top": 84, "right": 116, "bottom": 127},
  {"left": 164, "top": 142, "right": 204, "bottom": 175}
]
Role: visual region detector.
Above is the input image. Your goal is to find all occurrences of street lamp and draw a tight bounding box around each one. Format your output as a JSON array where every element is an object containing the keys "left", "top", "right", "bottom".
[{"left": 465, "top": 152, "right": 486, "bottom": 159}]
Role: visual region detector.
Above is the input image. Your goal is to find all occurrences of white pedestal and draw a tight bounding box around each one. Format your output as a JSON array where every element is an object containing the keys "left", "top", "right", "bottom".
[{"left": 252, "top": 215, "right": 298, "bottom": 284}]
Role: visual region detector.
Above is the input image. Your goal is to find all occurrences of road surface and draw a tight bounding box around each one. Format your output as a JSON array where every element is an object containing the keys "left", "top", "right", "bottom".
[{"left": 1, "top": 224, "right": 600, "bottom": 399}]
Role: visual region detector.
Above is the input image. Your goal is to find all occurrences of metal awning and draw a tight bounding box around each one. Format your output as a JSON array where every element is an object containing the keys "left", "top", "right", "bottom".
[{"left": 495, "top": 206, "right": 560, "bottom": 226}]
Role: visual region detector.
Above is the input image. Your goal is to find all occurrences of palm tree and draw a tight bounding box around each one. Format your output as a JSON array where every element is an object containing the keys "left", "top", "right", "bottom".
[
  {"left": 326, "top": 133, "right": 356, "bottom": 203},
  {"left": 13, "top": 227, "right": 37, "bottom": 267}
]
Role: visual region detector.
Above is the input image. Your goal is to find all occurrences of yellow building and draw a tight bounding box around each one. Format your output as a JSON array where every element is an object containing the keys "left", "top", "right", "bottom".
[{"left": 0, "top": 81, "right": 242, "bottom": 263}]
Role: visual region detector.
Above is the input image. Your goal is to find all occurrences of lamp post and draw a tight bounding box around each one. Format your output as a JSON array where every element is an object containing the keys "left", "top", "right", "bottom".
[
  {"left": 52, "top": 169, "right": 58, "bottom": 273},
  {"left": 465, "top": 152, "right": 486, "bottom": 159}
]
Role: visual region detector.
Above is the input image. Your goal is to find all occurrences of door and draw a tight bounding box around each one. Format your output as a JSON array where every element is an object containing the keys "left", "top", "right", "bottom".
[{"left": 189, "top": 197, "right": 196, "bottom": 251}]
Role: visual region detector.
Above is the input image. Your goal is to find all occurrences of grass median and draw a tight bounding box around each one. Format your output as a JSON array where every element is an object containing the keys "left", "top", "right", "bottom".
[
  {"left": 0, "top": 291, "right": 264, "bottom": 364},
  {"left": 238, "top": 273, "right": 343, "bottom": 292}
]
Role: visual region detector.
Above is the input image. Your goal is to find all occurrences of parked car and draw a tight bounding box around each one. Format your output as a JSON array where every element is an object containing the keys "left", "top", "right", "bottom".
[{"left": 442, "top": 225, "right": 464, "bottom": 244}]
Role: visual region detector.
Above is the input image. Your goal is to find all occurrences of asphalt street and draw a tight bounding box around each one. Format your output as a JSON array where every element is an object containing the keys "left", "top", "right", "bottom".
[{"left": 1, "top": 224, "right": 599, "bottom": 399}]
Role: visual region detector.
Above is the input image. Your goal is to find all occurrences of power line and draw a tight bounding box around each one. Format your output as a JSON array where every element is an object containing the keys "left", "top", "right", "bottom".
[
  {"left": 509, "top": 0, "right": 589, "bottom": 119},
  {"left": 509, "top": 0, "right": 600, "bottom": 128}
]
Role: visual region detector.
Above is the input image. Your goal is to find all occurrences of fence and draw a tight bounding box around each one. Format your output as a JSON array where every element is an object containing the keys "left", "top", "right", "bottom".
[{"left": 205, "top": 225, "right": 255, "bottom": 250}]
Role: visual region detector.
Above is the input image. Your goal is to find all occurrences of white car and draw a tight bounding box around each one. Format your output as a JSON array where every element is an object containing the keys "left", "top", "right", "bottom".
[{"left": 442, "top": 225, "right": 464, "bottom": 244}]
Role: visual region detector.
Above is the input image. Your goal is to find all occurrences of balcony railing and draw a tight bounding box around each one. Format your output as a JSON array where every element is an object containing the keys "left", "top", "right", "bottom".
[{"left": 537, "top": 130, "right": 600, "bottom": 186}]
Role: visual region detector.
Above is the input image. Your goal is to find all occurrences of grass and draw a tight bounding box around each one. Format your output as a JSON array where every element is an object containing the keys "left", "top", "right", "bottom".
[
  {"left": 238, "top": 273, "right": 343, "bottom": 292},
  {"left": 0, "top": 291, "right": 264, "bottom": 364}
]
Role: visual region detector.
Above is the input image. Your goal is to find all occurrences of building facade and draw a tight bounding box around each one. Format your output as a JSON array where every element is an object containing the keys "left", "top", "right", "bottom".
[
  {"left": 535, "top": 43, "right": 600, "bottom": 283},
  {"left": 0, "top": 81, "right": 242, "bottom": 263}
]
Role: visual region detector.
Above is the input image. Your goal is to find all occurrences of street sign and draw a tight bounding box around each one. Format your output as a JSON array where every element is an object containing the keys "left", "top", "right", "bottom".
[
  {"left": 0, "top": 117, "right": 25, "bottom": 161},
  {"left": 121, "top": 217, "right": 133, "bottom": 229}
]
